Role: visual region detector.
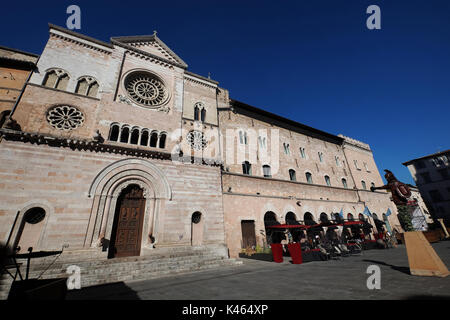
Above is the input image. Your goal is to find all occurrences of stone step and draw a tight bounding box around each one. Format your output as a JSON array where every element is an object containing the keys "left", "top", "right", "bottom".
[
  {"left": 25, "top": 254, "right": 228, "bottom": 279},
  {"left": 19, "top": 252, "right": 226, "bottom": 274}
]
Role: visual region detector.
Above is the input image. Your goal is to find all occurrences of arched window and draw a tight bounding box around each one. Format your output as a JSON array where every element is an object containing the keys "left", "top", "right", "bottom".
[
  {"left": 75, "top": 76, "right": 99, "bottom": 97},
  {"left": 324, "top": 175, "right": 331, "bottom": 186},
  {"left": 289, "top": 169, "right": 296, "bottom": 181},
  {"left": 42, "top": 69, "right": 70, "bottom": 90},
  {"left": 263, "top": 165, "right": 271, "bottom": 178},
  {"left": 320, "top": 212, "right": 329, "bottom": 223},
  {"left": 342, "top": 178, "right": 348, "bottom": 188},
  {"left": 306, "top": 172, "right": 313, "bottom": 184},
  {"left": 150, "top": 131, "right": 158, "bottom": 147},
  {"left": 130, "top": 128, "right": 140, "bottom": 145},
  {"left": 200, "top": 108, "right": 206, "bottom": 122},
  {"left": 239, "top": 131, "right": 248, "bottom": 145},
  {"left": 120, "top": 126, "right": 130, "bottom": 143},
  {"left": 191, "top": 212, "right": 203, "bottom": 246},
  {"left": 194, "top": 102, "right": 205, "bottom": 122},
  {"left": 15, "top": 207, "right": 47, "bottom": 253},
  {"left": 371, "top": 182, "right": 375, "bottom": 189},
  {"left": 242, "top": 161, "right": 252, "bottom": 175},
  {"left": 159, "top": 132, "right": 167, "bottom": 148},
  {"left": 108, "top": 124, "right": 120, "bottom": 141},
  {"left": 194, "top": 105, "right": 200, "bottom": 121},
  {"left": 372, "top": 213, "right": 379, "bottom": 220},
  {"left": 361, "top": 180, "right": 367, "bottom": 190},
  {"left": 304, "top": 212, "right": 315, "bottom": 225},
  {"left": 347, "top": 213, "right": 354, "bottom": 221},
  {"left": 140, "top": 130, "right": 149, "bottom": 146},
  {"left": 359, "top": 213, "right": 365, "bottom": 221},
  {"left": 285, "top": 212, "right": 297, "bottom": 224}
]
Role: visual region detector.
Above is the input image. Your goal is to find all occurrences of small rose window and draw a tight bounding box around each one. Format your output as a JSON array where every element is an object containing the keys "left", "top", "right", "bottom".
[{"left": 47, "top": 105, "right": 85, "bottom": 131}]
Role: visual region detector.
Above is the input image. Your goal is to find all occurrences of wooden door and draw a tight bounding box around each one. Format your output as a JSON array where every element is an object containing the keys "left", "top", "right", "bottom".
[
  {"left": 241, "top": 220, "right": 256, "bottom": 249},
  {"left": 110, "top": 185, "right": 145, "bottom": 258}
]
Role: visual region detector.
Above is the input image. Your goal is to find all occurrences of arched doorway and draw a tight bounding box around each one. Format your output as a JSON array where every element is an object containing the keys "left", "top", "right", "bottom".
[
  {"left": 108, "top": 184, "right": 146, "bottom": 258},
  {"left": 191, "top": 212, "right": 203, "bottom": 246},
  {"left": 303, "top": 212, "right": 315, "bottom": 225},
  {"left": 264, "top": 211, "right": 279, "bottom": 244},
  {"left": 285, "top": 212, "right": 297, "bottom": 224},
  {"left": 320, "top": 212, "right": 329, "bottom": 223}
]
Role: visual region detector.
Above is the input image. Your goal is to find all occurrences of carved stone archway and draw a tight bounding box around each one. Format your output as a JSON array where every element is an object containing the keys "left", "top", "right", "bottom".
[{"left": 85, "top": 159, "right": 172, "bottom": 252}]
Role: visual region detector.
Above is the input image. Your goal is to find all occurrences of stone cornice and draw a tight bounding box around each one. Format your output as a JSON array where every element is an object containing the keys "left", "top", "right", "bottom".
[
  {"left": 49, "top": 25, "right": 113, "bottom": 55},
  {"left": 111, "top": 39, "right": 186, "bottom": 70},
  {"left": 0, "top": 129, "right": 222, "bottom": 167}
]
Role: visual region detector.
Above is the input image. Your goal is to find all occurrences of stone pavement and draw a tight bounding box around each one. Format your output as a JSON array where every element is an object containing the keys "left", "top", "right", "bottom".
[{"left": 67, "top": 241, "right": 450, "bottom": 300}]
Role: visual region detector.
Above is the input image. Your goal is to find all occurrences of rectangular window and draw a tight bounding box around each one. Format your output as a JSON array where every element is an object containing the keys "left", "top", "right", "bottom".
[
  {"left": 354, "top": 160, "right": 360, "bottom": 170},
  {"left": 283, "top": 143, "right": 290, "bottom": 155}
]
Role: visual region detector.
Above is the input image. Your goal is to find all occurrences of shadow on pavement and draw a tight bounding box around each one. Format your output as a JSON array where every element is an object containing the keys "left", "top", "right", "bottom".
[
  {"left": 66, "top": 281, "right": 141, "bottom": 300},
  {"left": 363, "top": 259, "right": 410, "bottom": 275}
]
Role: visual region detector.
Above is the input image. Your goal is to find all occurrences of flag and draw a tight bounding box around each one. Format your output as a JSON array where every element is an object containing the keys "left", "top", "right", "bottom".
[
  {"left": 363, "top": 206, "right": 372, "bottom": 218},
  {"left": 339, "top": 208, "right": 344, "bottom": 218},
  {"left": 386, "top": 208, "right": 392, "bottom": 217}
]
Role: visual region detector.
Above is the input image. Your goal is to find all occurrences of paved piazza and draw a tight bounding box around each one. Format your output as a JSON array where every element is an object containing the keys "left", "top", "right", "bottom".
[{"left": 67, "top": 241, "right": 450, "bottom": 300}]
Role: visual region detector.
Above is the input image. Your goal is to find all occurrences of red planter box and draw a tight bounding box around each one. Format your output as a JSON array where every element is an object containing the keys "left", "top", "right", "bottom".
[
  {"left": 270, "top": 243, "right": 283, "bottom": 263},
  {"left": 288, "top": 243, "right": 303, "bottom": 264}
]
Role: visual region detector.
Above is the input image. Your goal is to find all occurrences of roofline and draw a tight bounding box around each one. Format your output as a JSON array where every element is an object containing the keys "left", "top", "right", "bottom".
[
  {"left": 185, "top": 71, "right": 219, "bottom": 85},
  {"left": 229, "top": 99, "right": 344, "bottom": 145},
  {"left": 111, "top": 34, "right": 188, "bottom": 68},
  {"left": 48, "top": 23, "right": 114, "bottom": 49},
  {"left": 402, "top": 149, "right": 450, "bottom": 166},
  {"left": 0, "top": 45, "right": 40, "bottom": 58}
]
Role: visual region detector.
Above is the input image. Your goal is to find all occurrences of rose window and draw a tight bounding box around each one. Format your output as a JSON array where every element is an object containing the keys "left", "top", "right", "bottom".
[
  {"left": 186, "top": 130, "right": 207, "bottom": 150},
  {"left": 47, "top": 105, "right": 85, "bottom": 131},
  {"left": 124, "top": 72, "right": 168, "bottom": 107}
]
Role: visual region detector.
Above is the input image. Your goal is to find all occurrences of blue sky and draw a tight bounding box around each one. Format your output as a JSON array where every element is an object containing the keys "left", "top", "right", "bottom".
[{"left": 1, "top": 0, "right": 449, "bottom": 185}]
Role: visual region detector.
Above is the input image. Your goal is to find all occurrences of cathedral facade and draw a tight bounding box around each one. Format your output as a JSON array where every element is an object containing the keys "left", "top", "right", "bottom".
[{"left": 0, "top": 24, "right": 401, "bottom": 262}]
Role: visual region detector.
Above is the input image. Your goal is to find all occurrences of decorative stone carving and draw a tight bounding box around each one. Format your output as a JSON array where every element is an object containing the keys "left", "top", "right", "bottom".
[
  {"left": 118, "top": 94, "right": 132, "bottom": 105},
  {"left": 124, "top": 71, "right": 168, "bottom": 107},
  {"left": 46, "top": 105, "right": 85, "bottom": 131},
  {"left": 186, "top": 130, "right": 207, "bottom": 151}
]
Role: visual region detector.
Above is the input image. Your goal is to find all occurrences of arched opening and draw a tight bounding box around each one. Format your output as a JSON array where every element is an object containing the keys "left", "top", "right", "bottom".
[
  {"left": 15, "top": 207, "right": 46, "bottom": 253},
  {"left": 303, "top": 212, "right": 315, "bottom": 225},
  {"left": 0, "top": 110, "right": 11, "bottom": 128},
  {"left": 130, "top": 128, "right": 140, "bottom": 145},
  {"left": 324, "top": 175, "right": 331, "bottom": 186},
  {"left": 289, "top": 169, "right": 296, "bottom": 181},
  {"left": 108, "top": 184, "right": 146, "bottom": 258},
  {"left": 319, "top": 212, "right": 329, "bottom": 223},
  {"left": 285, "top": 212, "right": 297, "bottom": 224},
  {"left": 109, "top": 124, "right": 120, "bottom": 141},
  {"left": 242, "top": 161, "right": 251, "bottom": 175},
  {"left": 200, "top": 108, "right": 206, "bottom": 122},
  {"left": 263, "top": 165, "right": 271, "bottom": 178},
  {"left": 347, "top": 213, "right": 354, "bottom": 221},
  {"left": 359, "top": 213, "right": 365, "bottom": 221},
  {"left": 264, "top": 211, "right": 279, "bottom": 245},
  {"left": 306, "top": 172, "right": 313, "bottom": 184},
  {"left": 194, "top": 106, "right": 200, "bottom": 121},
  {"left": 120, "top": 126, "right": 130, "bottom": 143},
  {"left": 87, "top": 81, "right": 99, "bottom": 97},
  {"left": 342, "top": 178, "right": 348, "bottom": 188},
  {"left": 191, "top": 212, "right": 203, "bottom": 246},
  {"left": 140, "top": 130, "right": 149, "bottom": 146},
  {"left": 149, "top": 131, "right": 158, "bottom": 147},
  {"left": 159, "top": 133, "right": 167, "bottom": 149}
]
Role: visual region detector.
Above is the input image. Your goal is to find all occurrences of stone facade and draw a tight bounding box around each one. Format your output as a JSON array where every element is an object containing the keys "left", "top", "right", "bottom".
[
  {"left": 403, "top": 150, "right": 450, "bottom": 222},
  {"left": 219, "top": 101, "right": 401, "bottom": 257},
  {"left": 0, "top": 25, "right": 226, "bottom": 259},
  {"left": 0, "top": 24, "right": 401, "bottom": 263}
]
